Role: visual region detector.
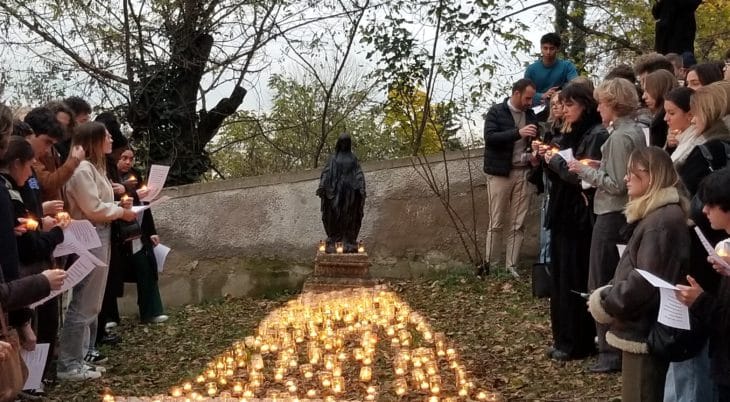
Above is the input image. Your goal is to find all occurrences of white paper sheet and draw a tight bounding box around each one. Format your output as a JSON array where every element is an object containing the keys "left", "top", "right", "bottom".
[
  {"left": 66, "top": 220, "right": 101, "bottom": 249},
  {"left": 658, "top": 288, "right": 691, "bottom": 330},
  {"left": 30, "top": 257, "right": 98, "bottom": 308},
  {"left": 141, "top": 165, "right": 170, "bottom": 202},
  {"left": 694, "top": 227, "right": 730, "bottom": 275},
  {"left": 532, "top": 104, "right": 546, "bottom": 115},
  {"left": 20, "top": 343, "right": 49, "bottom": 390},
  {"left": 557, "top": 148, "right": 575, "bottom": 162},
  {"left": 636, "top": 269, "right": 690, "bottom": 330},
  {"left": 132, "top": 195, "right": 171, "bottom": 215},
  {"left": 642, "top": 127, "right": 651, "bottom": 146},
  {"left": 154, "top": 244, "right": 171, "bottom": 273},
  {"left": 616, "top": 244, "right": 627, "bottom": 256},
  {"left": 52, "top": 220, "right": 101, "bottom": 258}
]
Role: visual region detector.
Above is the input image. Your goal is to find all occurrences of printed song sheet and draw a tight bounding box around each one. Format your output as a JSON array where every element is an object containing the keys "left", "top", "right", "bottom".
[
  {"left": 52, "top": 219, "right": 100, "bottom": 258},
  {"left": 30, "top": 257, "right": 97, "bottom": 308},
  {"left": 636, "top": 269, "right": 690, "bottom": 330},
  {"left": 141, "top": 165, "right": 170, "bottom": 202},
  {"left": 21, "top": 343, "right": 49, "bottom": 390}
]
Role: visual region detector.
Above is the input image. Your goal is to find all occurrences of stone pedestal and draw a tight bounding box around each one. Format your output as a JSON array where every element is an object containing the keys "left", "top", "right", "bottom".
[
  {"left": 314, "top": 251, "right": 370, "bottom": 277},
  {"left": 303, "top": 251, "right": 380, "bottom": 292}
]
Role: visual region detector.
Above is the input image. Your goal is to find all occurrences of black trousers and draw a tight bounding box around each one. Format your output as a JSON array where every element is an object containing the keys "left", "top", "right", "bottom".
[
  {"left": 33, "top": 297, "right": 58, "bottom": 380},
  {"left": 96, "top": 279, "right": 120, "bottom": 344},
  {"left": 588, "top": 212, "right": 625, "bottom": 364},
  {"left": 549, "top": 228, "right": 596, "bottom": 358}
]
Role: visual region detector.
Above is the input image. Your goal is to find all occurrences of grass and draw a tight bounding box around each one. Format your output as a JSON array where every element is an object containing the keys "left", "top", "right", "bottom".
[{"left": 49, "top": 266, "right": 621, "bottom": 401}]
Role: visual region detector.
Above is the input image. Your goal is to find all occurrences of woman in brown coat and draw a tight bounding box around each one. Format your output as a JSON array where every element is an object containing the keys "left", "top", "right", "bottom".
[{"left": 589, "top": 147, "right": 691, "bottom": 402}]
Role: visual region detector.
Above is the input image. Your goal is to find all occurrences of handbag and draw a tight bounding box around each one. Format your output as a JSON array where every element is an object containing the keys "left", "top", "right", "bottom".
[
  {"left": 647, "top": 319, "right": 708, "bottom": 362},
  {"left": 112, "top": 219, "right": 142, "bottom": 243},
  {"left": 531, "top": 263, "right": 551, "bottom": 298},
  {"left": 0, "top": 304, "right": 29, "bottom": 402}
]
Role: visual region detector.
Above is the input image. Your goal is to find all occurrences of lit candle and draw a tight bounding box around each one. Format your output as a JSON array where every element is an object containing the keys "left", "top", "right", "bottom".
[
  {"left": 24, "top": 218, "right": 38, "bottom": 231},
  {"left": 335, "top": 242, "right": 344, "bottom": 254},
  {"left": 127, "top": 175, "right": 137, "bottom": 184},
  {"left": 170, "top": 387, "right": 183, "bottom": 397},
  {"left": 307, "top": 389, "right": 317, "bottom": 398},
  {"left": 318, "top": 240, "right": 326, "bottom": 252},
  {"left": 55, "top": 211, "right": 70, "bottom": 225},
  {"left": 358, "top": 240, "right": 365, "bottom": 253},
  {"left": 359, "top": 366, "right": 372, "bottom": 382}
]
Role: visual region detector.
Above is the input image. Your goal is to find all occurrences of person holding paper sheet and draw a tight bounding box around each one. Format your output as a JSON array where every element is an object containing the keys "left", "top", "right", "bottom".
[
  {"left": 482, "top": 78, "right": 539, "bottom": 278},
  {"left": 567, "top": 77, "right": 646, "bottom": 373},
  {"left": 588, "top": 147, "right": 690, "bottom": 402},
  {"left": 107, "top": 146, "right": 167, "bottom": 325},
  {"left": 676, "top": 167, "right": 730, "bottom": 401},
  {"left": 1, "top": 137, "right": 67, "bottom": 349},
  {"left": 58, "top": 121, "right": 137, "bottom": 381},
  {"left": 542, "top": 82, "right": 607, "bottom": 361}
]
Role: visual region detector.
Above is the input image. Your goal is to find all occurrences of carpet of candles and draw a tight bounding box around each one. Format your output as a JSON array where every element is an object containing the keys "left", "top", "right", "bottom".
[{"left": 106, "top": 287, "right": 500, "bottom": 402}]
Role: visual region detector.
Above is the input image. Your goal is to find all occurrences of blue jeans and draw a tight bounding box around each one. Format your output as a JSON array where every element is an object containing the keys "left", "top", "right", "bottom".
[
  {"left": 538, "top": 185, "right": 551, "bottom": 264},
  {"left": 664, "top": 341, "right": 717, "bottom": 402},
  {"left": 57, "top": 226, "right": 111, "bottom": 372}
]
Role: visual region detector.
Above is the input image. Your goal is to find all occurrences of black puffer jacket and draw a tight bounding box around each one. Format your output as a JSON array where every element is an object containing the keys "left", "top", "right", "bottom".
[{"left": 483, "top": 99, "right": 537, "bottom": 177}]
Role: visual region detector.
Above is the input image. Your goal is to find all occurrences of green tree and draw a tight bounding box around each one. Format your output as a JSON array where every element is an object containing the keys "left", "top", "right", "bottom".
[
  {"left": 207, "top": 73, "right": 399, "bottom": 179},
  {"left": 384, "top": 85, "right": 462, "bottom": 156},
  {"left": 0, "top": 0, "right": 366, "bottom": 184}
]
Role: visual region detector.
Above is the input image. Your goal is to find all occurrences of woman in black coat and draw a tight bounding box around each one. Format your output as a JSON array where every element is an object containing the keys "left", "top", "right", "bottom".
[{"left": 542, "top": 83, "right": 609, "bottom": 360}]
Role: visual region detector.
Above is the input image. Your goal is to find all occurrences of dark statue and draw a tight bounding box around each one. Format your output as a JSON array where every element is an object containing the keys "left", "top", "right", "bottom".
[{"left": 316, "top": 133, "right": 366, "bottom": 253}]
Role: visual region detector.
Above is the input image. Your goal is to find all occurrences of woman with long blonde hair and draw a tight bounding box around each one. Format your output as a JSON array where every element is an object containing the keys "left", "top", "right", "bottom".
[
  {"left": 589, "top": 147, "right": 690, "bottom": 401},
  {"left": 57, "top": 122, "right": 137, "bottom": 381}
]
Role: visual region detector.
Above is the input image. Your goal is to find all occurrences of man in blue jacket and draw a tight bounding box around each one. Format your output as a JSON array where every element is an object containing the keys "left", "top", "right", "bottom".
[
  {"left": 482, "top": 78, "right": 538, "bottom": 278},
  {"left": 525, "top": 33, "right": 578, "bottom": 107}
]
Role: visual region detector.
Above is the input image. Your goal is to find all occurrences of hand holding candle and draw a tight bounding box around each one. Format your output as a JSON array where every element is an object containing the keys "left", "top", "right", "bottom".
[
  {"left": 120, "top": 194, "right": 133, "bottom": 209},
  {"left": 24, "top": 217, "right": 39, "bottom": 231},
  {"left": 136, "top": 185, "right": 149, "bottom": 200}
]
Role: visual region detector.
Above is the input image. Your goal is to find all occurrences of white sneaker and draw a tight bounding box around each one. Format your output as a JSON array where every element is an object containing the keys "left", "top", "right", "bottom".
[
  {"left": 105, "top": 321, "right": 118, "bottom": 330},
  {"left": 84, "top": 363, "right": 107, "bottom": 373},
  {"left": 146, "top": 315, "right": 169, "bottom": 324},
  {"left": 57, "top": 367, "right": 102, "bottom": 381}
]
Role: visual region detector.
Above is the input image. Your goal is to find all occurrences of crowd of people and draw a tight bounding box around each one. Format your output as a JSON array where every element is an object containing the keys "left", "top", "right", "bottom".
[
  {"left": 0, "top": 97, "right": 168, "bottom": 399},
  {"left": 484, "top": 32, "right": 730, "bottom": 401}
]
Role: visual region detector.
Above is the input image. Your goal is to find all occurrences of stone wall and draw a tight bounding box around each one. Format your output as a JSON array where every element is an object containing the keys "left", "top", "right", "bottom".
[{"left": 119, "top": 148, "right": 541, "bottom": 314}]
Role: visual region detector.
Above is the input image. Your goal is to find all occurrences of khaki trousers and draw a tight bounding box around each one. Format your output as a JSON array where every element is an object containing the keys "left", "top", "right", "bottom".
[
  {"left": 485, "top": 167, "right": 532, "bottom": 269},
  {"left": 622, "top": 351, "right": 669, "bottom": 402}
]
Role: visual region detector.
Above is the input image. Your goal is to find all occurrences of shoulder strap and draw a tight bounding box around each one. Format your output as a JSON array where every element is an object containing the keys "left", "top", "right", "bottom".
[{"left": 698, "top": 144, "right": 715, "bottom": 171}]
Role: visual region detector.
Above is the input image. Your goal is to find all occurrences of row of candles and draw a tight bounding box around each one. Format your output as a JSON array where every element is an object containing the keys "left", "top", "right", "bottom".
[
  {"left": 104, "top": 288, "right": 500, "bottom": 401},
  {"left": 318, "top": 241, "right": 365, "bottom": 254}
]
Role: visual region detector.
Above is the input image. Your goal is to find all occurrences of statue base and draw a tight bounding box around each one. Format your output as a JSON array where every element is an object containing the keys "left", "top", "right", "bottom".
[{"left": 303, "top": 251, "right": 379, "bottom": 293}]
